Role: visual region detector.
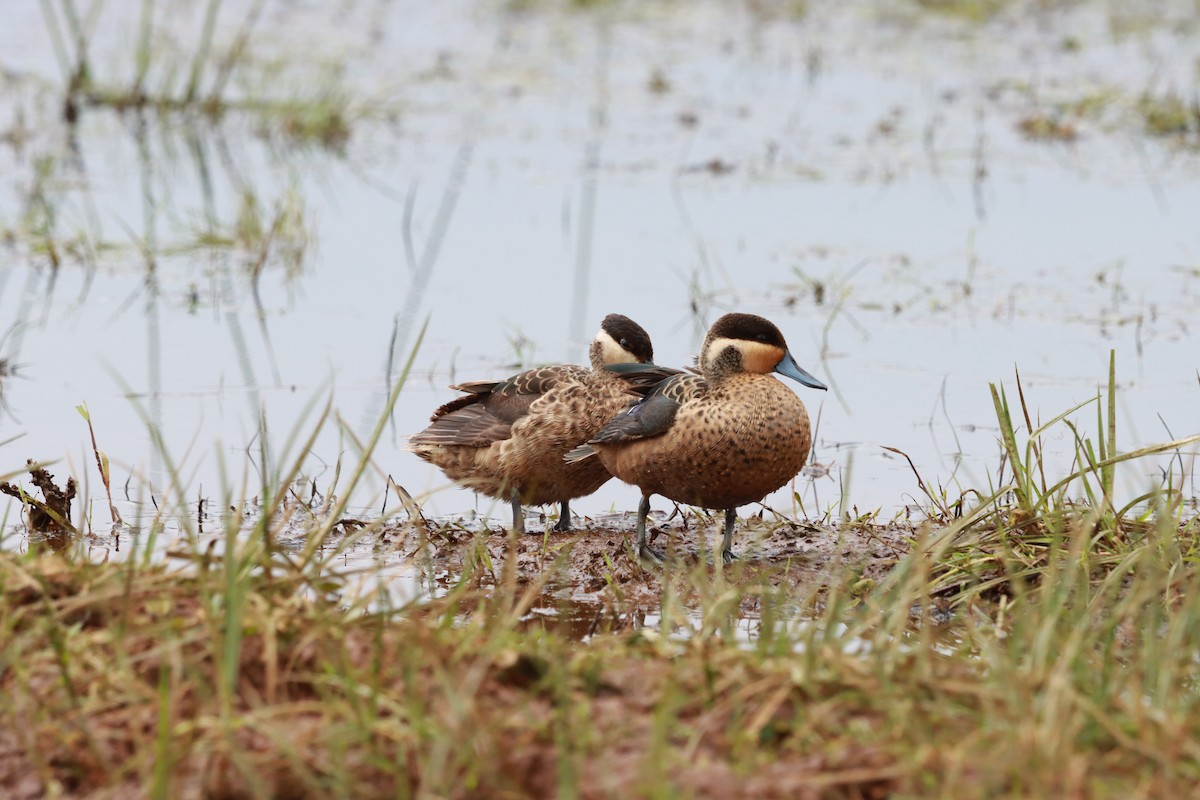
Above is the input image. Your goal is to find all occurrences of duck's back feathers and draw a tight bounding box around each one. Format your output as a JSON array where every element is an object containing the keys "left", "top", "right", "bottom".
[{"left": 453, "top": 365, "right": 590, "bottom": 399}]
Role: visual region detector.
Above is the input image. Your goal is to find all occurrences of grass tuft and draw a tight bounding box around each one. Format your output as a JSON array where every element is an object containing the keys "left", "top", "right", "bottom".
[{"left": 903, "top": 351, "right": 1200, "bottom": 601}]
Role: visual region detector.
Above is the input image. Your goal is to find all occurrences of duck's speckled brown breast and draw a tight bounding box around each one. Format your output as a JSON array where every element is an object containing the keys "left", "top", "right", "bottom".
[{"left": 597, "top": 373, "right": 811, "bottom": 509}]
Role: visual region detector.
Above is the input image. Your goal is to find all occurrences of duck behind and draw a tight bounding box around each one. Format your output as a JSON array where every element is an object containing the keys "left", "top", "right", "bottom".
[
  {"left": 410, "top": 314, "right": 666, "bottom": 533},
  {"left": 573, "top": 312, "right": 827, "bottom": 562}
]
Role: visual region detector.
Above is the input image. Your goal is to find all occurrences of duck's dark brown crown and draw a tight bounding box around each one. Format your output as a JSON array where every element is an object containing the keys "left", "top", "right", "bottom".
[
  {"left": 707, "top": 313, "right": 788, "bottom": 349},
  {"left": 601, "top": 314, "right": 654, "bottom": 363}
]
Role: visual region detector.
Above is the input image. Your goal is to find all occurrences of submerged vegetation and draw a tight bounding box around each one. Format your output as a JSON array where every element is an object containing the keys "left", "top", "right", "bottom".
[
  {"left": 2, "top": 357, "right": 1199, "bottom": 797},
  {"left": 1139, "top": 92, "right": 1200, "bottom": 147}
]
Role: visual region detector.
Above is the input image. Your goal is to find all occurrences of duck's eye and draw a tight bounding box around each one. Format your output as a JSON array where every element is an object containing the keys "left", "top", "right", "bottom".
[
  {"left": 755, "top": 334, "right": 768, "bottom": 342},
  {"left": 620, "top": 338, "right": 628, "bottom": 347}
]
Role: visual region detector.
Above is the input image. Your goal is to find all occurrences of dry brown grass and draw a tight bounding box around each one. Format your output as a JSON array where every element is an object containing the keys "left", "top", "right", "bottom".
[{"left": 3, "top": 492, "right": 1200, "bottom": 800}]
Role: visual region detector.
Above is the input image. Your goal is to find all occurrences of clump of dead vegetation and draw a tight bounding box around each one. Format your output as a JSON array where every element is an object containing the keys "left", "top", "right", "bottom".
[{"left": 0, "top": 460, "right": 76, "bottom": 535}]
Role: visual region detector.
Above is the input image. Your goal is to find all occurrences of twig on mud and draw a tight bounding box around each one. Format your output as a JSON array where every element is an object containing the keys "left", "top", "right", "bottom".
[
  {"left": 388, "top": 477, "right": 430, "bottom": 533},
  {"left": 77, "top": 403, "right": 123, "bottom": 527},
  {"left": 881, "top": 445, "right": 951, "bottom": 520}
]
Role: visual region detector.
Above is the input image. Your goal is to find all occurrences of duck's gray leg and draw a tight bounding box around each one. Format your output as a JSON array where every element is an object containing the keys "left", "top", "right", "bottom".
[
  {"left": 510, "top": 491, "right": 525, "bottom": 535},
  {"left": 553, "top": 499, "right": 572, "bottom": 532},
  {"left": 720, "top": 508, "right": 738, "bottom": 564},
  {"left": 637, "top": 495, "right": 666, "bottom": 564}
]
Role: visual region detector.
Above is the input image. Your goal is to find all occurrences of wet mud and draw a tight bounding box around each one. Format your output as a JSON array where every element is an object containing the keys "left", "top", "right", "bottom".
[{"left": 392, "top": 509, "right": 915, "bottom": 634}]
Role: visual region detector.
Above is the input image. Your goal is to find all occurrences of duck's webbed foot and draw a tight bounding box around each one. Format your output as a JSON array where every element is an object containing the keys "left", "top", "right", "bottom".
[
  {"left": 634, "top": 495, "right": 673, "bottom": 565},
  {"left": 719, "top": 508, "right": 738, "bottom": 564},
  {"left": 552, "top": 500, "right": 572, "bottom": 532},
  {"left": 639, "top": 544, "right": 667, "bottom": 565}
]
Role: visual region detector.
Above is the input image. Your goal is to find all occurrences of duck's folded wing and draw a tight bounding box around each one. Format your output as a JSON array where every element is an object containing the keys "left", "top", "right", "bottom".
[
  {"left": 564, "top": 376, "right": 692, "bottom": 463},
  {"left": 588, "top": 372, "right": 704, "bottom": 445},
  {"left": 451, "top": 365, "right": 588, "bottom": 399},
  {"left": 566, "top": 395, "right": 670, "bottom": 458},
  {"left": 590, "top": 393, "right": 680, "bottom": 446},
  {"left": 417, "top": 365, "right": 589, "bottom": 447},
  {"left": 410, "top": 401, "right": 517, "bottom": 448},
  {"left": 416, "top": 386, "right": 545, "bottom": 447}
]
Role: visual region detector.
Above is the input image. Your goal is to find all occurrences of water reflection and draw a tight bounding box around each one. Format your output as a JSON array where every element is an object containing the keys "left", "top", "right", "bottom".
[
  {"left": 518, "top": 596, "right": 643, "bottom": 640},
  {"left": 509, "top": 587, "right": 962, "bottom": 651}
]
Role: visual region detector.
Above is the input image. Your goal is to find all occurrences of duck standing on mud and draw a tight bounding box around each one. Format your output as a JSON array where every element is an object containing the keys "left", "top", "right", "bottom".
[
  {"left": 410, "top": 314, "right": 670, "bottom": 534},
  {"left": 568, "top": 313, "right": 827, "bottom": 563}
]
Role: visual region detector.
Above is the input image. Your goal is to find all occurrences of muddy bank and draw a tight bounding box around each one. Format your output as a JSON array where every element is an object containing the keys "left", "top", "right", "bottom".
[{"left": 392, "top": 511, "right": 916, "bottom": 629}]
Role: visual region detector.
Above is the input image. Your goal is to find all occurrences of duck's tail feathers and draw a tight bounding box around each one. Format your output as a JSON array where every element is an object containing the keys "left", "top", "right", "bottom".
[{"left": 563, "top": 444, "right": 597, "bottom": 464}]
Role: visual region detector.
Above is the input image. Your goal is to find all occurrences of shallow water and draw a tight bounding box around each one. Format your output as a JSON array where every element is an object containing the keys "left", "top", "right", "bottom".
[{"left": 1, "top": 1, "right": 1198, "bottom": 549}]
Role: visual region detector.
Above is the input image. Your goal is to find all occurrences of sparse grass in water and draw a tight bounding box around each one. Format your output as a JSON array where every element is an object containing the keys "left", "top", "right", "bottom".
[
  {"left": 1139, "top": 91, "right": 1200, "bottom": 146},
  {"left": 911, "top": 0, "right": 1009, "bottom": 23},
  {"left": 1016, "top": 113, "right": 1078, "bottom": 142},
  {"left": 5, "top": 153, "right": 105, "bottom": 272},
  {"left": 40, "top": 0, "right": 365, "bottom": 149},
  {"left": 183, "top": 185, "right": 311, "bottom": 283}
]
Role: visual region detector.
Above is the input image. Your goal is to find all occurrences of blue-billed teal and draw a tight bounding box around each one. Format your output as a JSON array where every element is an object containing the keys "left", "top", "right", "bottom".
[
  {"left": 568, "top": 312, "right": 827, "bottom": 562},
  {"left": 410, "top": 314, "right": 672, "bottom": 533}
]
